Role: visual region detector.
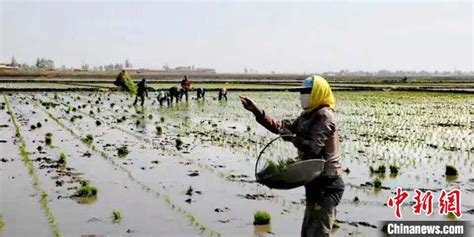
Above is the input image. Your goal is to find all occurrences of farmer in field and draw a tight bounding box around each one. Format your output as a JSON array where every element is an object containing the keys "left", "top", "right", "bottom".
[
  {"left": 218, "top": 87, "right": 228, "bottom": 101},
  {"left": 196, "top": 87, "right": 206, "bottom": 100},
  {"left": 133, "top": 78, "right": 149, "bottom": 106},
  {"left": 168, "top": 86, "right": 180, "bottom": 104},
  {"left": 181, "top": 75, "right": 191, "bottom": 101},
  {"left": 157, "top": 90, "right": 169, "bottom": 106},
  {"left": 114, "top": 70, "right": 125, "bottom": 86},
  {"left": 240, "top": 75, "right": 344, "bottom": 237}
]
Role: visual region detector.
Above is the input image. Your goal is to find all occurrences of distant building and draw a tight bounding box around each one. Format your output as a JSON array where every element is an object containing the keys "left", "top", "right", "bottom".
[{"left": 174, "top": 66, "right": 215, "bottom": 74}]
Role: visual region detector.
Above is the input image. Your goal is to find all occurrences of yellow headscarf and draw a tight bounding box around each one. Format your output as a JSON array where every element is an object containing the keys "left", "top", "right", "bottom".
[{"left": 306, "top": 75, "right": 335, "bottom": 111}]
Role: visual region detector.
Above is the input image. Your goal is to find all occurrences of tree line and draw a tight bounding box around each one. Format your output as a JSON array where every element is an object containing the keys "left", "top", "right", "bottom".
[{"left": 7, "top": 56, "right": 133, "bottom": 72}]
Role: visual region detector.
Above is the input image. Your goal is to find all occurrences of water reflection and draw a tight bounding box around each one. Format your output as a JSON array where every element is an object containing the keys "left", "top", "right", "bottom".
[{"left": 254, "top": 224, "right": 272, "bottom": 236}]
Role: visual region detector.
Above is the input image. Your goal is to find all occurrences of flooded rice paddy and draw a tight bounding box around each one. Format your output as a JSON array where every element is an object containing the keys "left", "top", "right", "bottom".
[{"left": 0, "top": 91, "right": 473, "bottom": 236}]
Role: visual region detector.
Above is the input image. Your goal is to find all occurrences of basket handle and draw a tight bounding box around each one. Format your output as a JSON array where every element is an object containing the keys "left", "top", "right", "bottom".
[{"left": 255, "top": 134, "right": 297, "bottom": 179}]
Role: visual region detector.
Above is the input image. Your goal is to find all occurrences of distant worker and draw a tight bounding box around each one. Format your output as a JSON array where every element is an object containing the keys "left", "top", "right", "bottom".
[
  {"left": 218, "top": 87, "right": 228, "bottom": 101},
  {"left": 196, "top": 88, "right": 206, "bottom": 100},
  {"left": 157, "top": 90, "right": 168, "bottom": 106},
  {"left": 133, "top": 78, "right": 149, "bottom": 106},
  {"left": 168, "top": 86, "right": 180, "bottom": 104},
  {"left": 180, "top": 75, "right": 191, "bottom": 101},
  {"left": 114, "top": 70, "right": 126, "bottom": 87}
]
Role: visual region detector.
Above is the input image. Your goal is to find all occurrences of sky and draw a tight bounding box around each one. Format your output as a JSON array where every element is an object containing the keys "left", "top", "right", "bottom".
[{"left": 0, "top": 0, "right": 472, "bottom": 73}]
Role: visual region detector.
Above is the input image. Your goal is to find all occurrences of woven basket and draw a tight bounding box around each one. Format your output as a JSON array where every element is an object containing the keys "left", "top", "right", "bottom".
[{"left": 255, "top": 135, "right": 325, "bottom": 190}]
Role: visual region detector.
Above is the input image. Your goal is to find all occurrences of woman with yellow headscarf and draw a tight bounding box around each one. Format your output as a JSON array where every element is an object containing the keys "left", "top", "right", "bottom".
[{"left": 240, "top": 75, "right": 344, "bottom": 237}]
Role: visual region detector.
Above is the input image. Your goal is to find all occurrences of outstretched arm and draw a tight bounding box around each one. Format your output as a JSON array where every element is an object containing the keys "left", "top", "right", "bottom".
[{"left": 240, "top": 96, "right": 289, "bottom": 134}]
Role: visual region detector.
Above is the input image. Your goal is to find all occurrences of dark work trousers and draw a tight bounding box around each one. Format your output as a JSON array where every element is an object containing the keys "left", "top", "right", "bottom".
[
  {"left": 301, "top": 176, "right": 344, "bottom": 237},
  {"left": 133, "top": 94, "right": 145, "bottom": 106},
  {"left": 219, "top": 93, "right": 227, "bottom": 101}
]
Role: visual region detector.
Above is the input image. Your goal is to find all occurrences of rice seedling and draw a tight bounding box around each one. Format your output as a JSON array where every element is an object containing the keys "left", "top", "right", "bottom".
[
  {"left": 156, "top": 126, "right": 163, "bottom": 136},
  {"left": 58, "top": 152, "right": 67, "bottom": 166},
  {"left": 176, "top": 138, "right": 184, "bottom": 150},
  {"left": 112, "top": 209, "right": 122, "bottom": 223},
  {"left": 369, "top": 164, "right": 386, "bottom": 174},
  {"left": 257, "top": 158, "right": 296, "bottom": 178},
  {"left": 445, "top": 164, "right": 458, "bottom": 176},
  {"left": 253, "top": 210, "right": 271, "bottom": 225},
  {"left": 389, "top": 164, "right": 400, "bottom": 175},
  {"left": 115, "top": 71, "right": 137, "bottom": 95},
  {"left": 377, "top": 164, "right": 386, "bottom": 173},
  {"left": 447, "top": 212, "right": 457, "bottom": 220},
  {"left": 45, "top": 132, "right": 52, "bottom": 145},
  {"left": 117, "top": 146, "right": 129, "bottom": 158},
  {"left": 186, "top": 185, "right": 194, "bottom": 196},
  {"left": 36, "top": 122, "right": 42, "bottom": 128},
  {"left": 75, "top": 180, "right": 98, "bottom": 198},
  {"left": 81, "top": 134, "right": 94, "bottom": 146},
  {"left": 373, "top": 177, "right": 382, "bottom": 189},
  {"left": 95, "top": 120, "right": 102, "bottom": 126},
  {"left": 0, "top": 213, "right": 4, "bottom": 231},
  {"left": 70, "top": 115, "right": 82, "bottom": 123}
]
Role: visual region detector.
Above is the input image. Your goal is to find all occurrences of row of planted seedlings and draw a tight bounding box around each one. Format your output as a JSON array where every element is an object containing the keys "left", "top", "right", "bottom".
[
  {"left": 69, "top": 91, "right": 385, "bottom": 232},
  {"left": 339, "top": 94, "right": 472, "bottom": 180},
  {"left": 169, "top": 91, "right": 472, "bottom": 188},
  {"left": 89, "top": 92, "right": 417, "bottom": 229},
  {"left": 51, "top": 91, "right": 330, "bottom": 234},
  {"left": 14, "top": 94, "right": 206, "bottom": 236},
  {"left": 42, "top": 91, "right": 352, "bottom": 235},
  {"left": 170, "top": 91, "right": 472, "bottom": 223},
  {"left": 333, "top": 93, "right": 472, "bottom": 221},
  {"left": 1, "top": 97, "right": 52, "bottom": 236},
  {"left": 61, "top": 92, "right": 313, "bottom": 205},
  {"left": 50, "top": 91, "right": 285, "bottom": 190},
  {"left": 4, "top": 95, "right": 61, "bottom": 237},
  {"left": 149, "top": 91, "right": 474, "bottom": 220},
  {"left": 32, "top": 92, "right": 309, "bottom": 236},
  {"left": 31, "top": 92, "right": 220, "bottom": 236},
  {"left": 93, "top": 91, "right": 383, "bottom": 226},
  {"left": 155, "top": 101, "right": 397, "bottom": 229},
  {"left": 46, "top": 91, "right": 472, "bottom": 226},
  {"left": 146, "top": 91, "right": 405, "bottom": 230}
]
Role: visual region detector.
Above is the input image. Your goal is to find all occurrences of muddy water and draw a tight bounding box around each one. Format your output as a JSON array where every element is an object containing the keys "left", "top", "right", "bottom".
[
  {"left": 7, "top": 95, "right": 200, "bottom": 236},
  {"left": 31, "top": 94, "right": 306, "bottom": 236},
  {"left": 41, "top": 92, "right": 383, "bottom": 235},
  {"left": 59, "top": 92, "right": 474, "bottom": 229},
  {"left": 3, "top": 91, "right": 473, "bottom": 236},
  {"left": 0, "top": 100, "right": 52, "bottom": 236}
]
